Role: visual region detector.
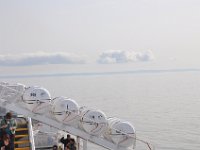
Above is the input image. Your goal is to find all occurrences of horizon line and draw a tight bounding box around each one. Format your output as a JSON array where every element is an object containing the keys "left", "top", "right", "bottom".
[{"left": 0, "top": 68, "right": 200, "bottom": 79}]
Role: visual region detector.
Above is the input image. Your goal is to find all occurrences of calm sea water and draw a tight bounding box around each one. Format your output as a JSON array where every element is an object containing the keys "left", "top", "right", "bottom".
[{"left": 1, "top": 64, "right": 200, "bottom": 150}]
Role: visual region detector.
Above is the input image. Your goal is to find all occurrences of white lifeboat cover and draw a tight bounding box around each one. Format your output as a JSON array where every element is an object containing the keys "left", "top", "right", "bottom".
[
  {"left": 52, "top": 97, "right": 79, "bottom": 125},
  {"left": 79, "top": 107, "right": 108, "bottom": 136},
  {"left": 22, "top": 86, "right": 51, "bottom": 114},
  {"left": 104, "top": 118, "right": 136, "bottom": 147}
]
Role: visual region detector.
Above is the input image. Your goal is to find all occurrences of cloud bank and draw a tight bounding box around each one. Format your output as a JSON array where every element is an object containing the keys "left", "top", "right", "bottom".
[
  {"left": 0, "top": 50, "right": 155, "bottom": 66},
  {"left": 0, "top": 52, "right": 86, "bottom": 66},
  {"left": 97, "top": 50, "right": 155, "bottom": 64}
]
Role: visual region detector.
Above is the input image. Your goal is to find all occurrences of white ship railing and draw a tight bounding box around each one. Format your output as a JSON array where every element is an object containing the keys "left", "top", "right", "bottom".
[{"left": 27, "top": 117, "right": 35, "bottom": 150}]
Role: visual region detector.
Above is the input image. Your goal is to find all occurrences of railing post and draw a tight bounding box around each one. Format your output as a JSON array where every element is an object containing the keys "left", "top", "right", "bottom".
[
  {"left": 27, "top": 117, "right": 35, "bottom": 150},
  {"left": 83, "top": 139, "right": 88, "bottom": 150},
  {"left": 77, "top": 136, "right": 80, "bottom": 150}
]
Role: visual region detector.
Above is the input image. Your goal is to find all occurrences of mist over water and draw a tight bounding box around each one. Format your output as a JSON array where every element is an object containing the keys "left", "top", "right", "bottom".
[{"left": 1, "top": 65, "right": 200, "bottom": 150}]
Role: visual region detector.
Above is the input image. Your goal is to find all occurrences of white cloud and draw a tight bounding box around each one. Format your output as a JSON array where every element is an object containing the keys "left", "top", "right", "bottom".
[
  {"left": 97, "top": 50, "right": 155, "bottom": 64},
  {"left": 0, "top": 52, "right": 87, "bottom": 66}
]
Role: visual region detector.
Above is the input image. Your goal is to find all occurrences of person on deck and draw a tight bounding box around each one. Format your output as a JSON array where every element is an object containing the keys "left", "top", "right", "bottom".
[
  {"left": 0, "top": 112, "right": 17, "bottom": 150},
  {"left": 0, "top": 134, "right": 10, "bottom": 150},
  {"left": 60, "top": 134, "right": 71, "bottom": 150},
  {"left": 66, "top": 138, "right": 76, "bottom": 150}
]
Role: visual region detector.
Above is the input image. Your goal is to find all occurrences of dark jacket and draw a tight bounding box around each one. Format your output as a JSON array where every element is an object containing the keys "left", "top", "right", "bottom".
[{"left": 60, "top": 137, "right": 70, "bottom": 148}]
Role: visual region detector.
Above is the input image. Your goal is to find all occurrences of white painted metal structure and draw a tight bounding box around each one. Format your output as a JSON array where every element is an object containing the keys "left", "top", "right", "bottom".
[
  {"left": 0, "top": 82, "right": 148, "bottom": 150},
  {"left": 27, "top": 117, "right": 36, "bottom": 150}
]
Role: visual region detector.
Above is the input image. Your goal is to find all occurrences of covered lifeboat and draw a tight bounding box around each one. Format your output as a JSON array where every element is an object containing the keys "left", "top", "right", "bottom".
[
  {"left": 104, "top": 117, "right": 136, "bottom": 148},
  {"left": 22, "top": 86, "right": 51, "bottom": 114},
  {"left": 79, "top": 107, "right": 108, "bottom": 136},
  {"left": 51, "top": 97, "right": 79, "bottom": 126}
]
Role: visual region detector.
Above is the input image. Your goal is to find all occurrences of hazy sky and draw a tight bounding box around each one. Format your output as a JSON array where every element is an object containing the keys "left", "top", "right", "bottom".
[{"left": 0, "top": 0, "right": 200, "bottom": 67}]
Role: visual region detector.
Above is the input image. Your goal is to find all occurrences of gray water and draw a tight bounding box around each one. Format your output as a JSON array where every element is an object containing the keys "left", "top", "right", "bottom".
[{"left": 1, "top": 64, "right": 200, "bottom": 150}]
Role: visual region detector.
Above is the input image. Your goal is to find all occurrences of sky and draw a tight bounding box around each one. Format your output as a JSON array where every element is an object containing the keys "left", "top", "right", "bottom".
[{"left": 0, "top": 0, "right": 200, "bottom": 68}]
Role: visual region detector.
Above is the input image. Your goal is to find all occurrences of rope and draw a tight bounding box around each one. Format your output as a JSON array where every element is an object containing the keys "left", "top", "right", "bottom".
[
  {"left": 53, "top": 111, "right": 79, "bottom": 123},
  {"left": 29, "top": 99, "right": 51, "bottom": 114},
  {"left": 134, "top": 137, "right": 154, "bottom": 150},
  {"left": 62, "top": 111, "right": 70, "bottom": 122}
]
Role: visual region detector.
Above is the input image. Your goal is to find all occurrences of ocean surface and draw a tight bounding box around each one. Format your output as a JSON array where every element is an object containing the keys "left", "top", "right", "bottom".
[{"left": 1, "top": 64, "right": 200, "bottom": 150}]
